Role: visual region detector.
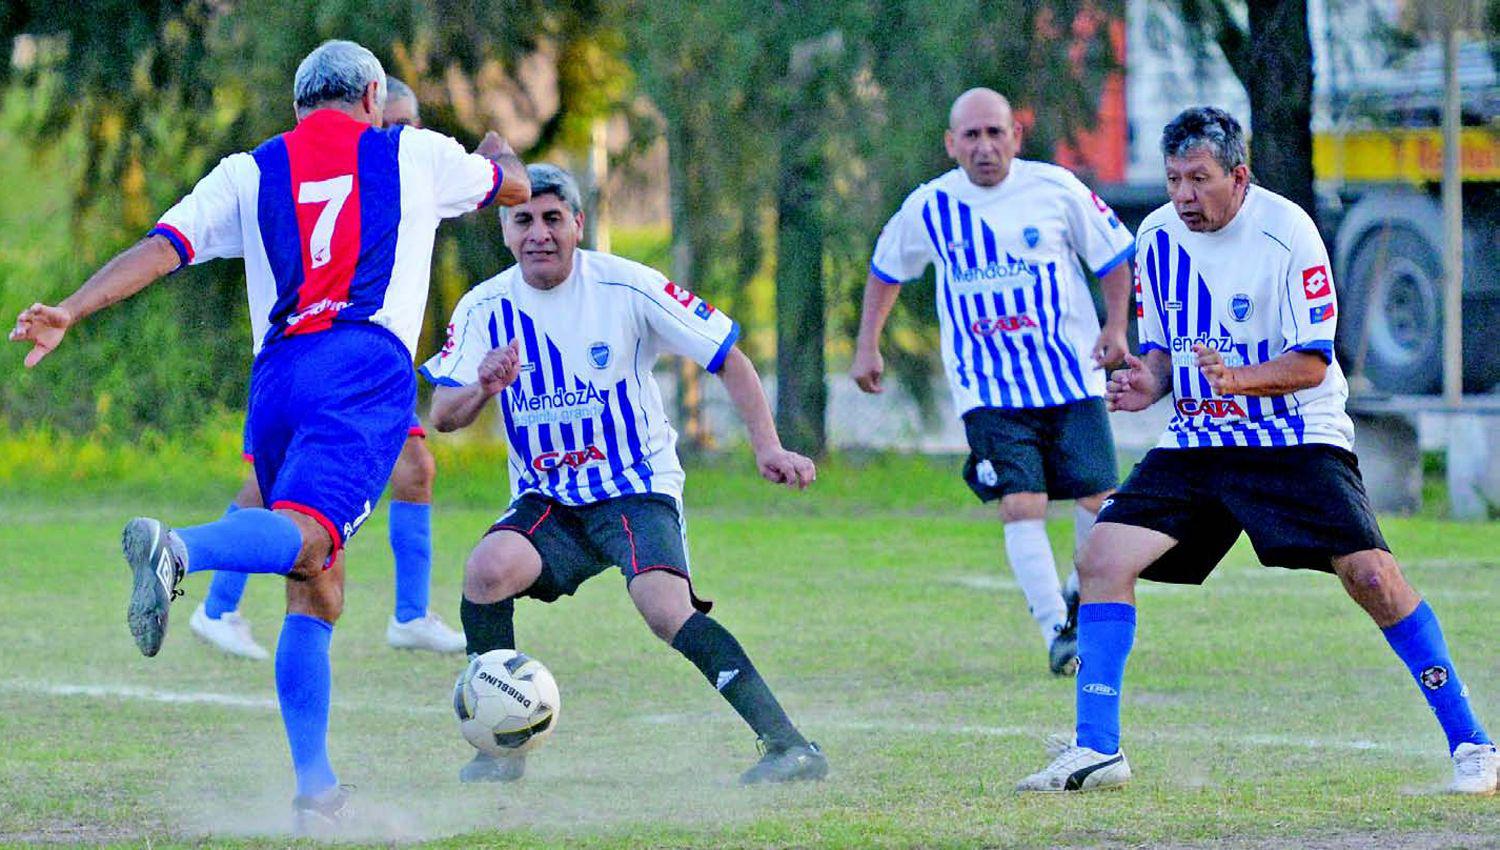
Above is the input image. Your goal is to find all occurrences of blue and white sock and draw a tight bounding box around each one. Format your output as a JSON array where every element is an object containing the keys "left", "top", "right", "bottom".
[
  {"left": 177, "top": 508, "right": 303, "bottom": 576},
  {"left": 204, "top": 503, "right": 250, "bottom": 619},
  {"left": 1381, "top": 600, "right": 1491, "bottom": 753},
  {"left": 276, "top": 613, "right": 338, "bottom": 798},
  {"left": 1075, "top": 602, "right": 1136, "bottom": 756},
  {"left": 389, "top": 501, "right": 431, "bottom": 624}
]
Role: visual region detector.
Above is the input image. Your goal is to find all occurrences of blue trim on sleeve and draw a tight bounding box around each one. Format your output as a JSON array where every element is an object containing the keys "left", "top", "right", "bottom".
[
  {"left": 1093, "top": 242, "right": 1137, "bottom": 278},
  {"left": 869, "top": 261, "right": 903, "bottom": 285},
  {"left": 147, "top": 225, "right": 192, "bottom": 271},
  {"left": 1289, "top": 340, "right": 1334, "bottom": 364},
  {"left": 478, "top": 160, "right": 503, "bottom": 209},
  {"left": 1139, "top": 341, "right": 1168, "bottom": 355},
  {"left": 418, "top": 364, "right": 463, "bottom": 387},
  {"left": 706, "top": 321, "right": 741, "bottom": 374}
]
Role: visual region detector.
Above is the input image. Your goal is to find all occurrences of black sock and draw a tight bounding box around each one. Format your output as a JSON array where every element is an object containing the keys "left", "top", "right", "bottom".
[
  {"left": 670, "top": 612, "right": 807, "bottom": 751},
  {"left": 461, "top": 596, "right": 515, "bottom": 655}
]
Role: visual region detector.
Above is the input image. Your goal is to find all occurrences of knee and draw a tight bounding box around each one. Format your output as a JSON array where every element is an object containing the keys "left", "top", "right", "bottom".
[
  {"left": 1075, "top": 536, "right": 1125, "bottom": 584},
  {"left": 1076, "top": 491, "right": 1112, "bottom": 514},
  {"left": 464, "top": 551, "right": 524, "bottom": 603},
  {"left": 1000, "top": 492, "right": 1048, "bottom": 523},
  {"left": 641, "top": 606, "right": 691, "bottom": 643},
  {"left": 392, "top": 441, "right": 436, "bottom": 502},
  {"left": 1338, "top": 550, "right": 1403, "bottom": 593},
  {"left": 287, "top": 575, "right": 344, "bottom": 624}
]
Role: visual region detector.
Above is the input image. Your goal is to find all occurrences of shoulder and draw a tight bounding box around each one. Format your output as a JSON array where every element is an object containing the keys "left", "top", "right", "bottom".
[
  {"left": 1248, "top": 187, "right": 1321, "bottom": 249},
  {"left": 1016, "top": 159, "right": 1088, "bottom": 194},
  {"left": 583, "top": 250, "right": 670, "bottom": 294},
  {"left": 1137, "top": 203, "right": 1179, "bottom": 239},
  {"left": 453, "top": 270, "right": 515, "bottom": 319},
  {"left": 897, "top": 170, "right": 963, "bottom": 211}
]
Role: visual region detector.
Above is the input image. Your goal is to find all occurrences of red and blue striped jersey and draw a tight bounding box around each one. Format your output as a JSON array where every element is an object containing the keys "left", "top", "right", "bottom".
[{"left": 150, "top": 109, "right": 502, "bottom": 357}]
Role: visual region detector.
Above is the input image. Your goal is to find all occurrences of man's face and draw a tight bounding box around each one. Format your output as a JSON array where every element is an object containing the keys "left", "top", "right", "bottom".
[
  {"left": 503, "top": 192, "right": 583, "bottom": 290},
  {"left": 945, "top": 99, "right": 1021, "bottom": 187},
  {"left": 1165, "top": 147, "right": 1249, "bottom": 232},
  {"left": 383, "top": 95, "right": 420, "bottom": 128}
]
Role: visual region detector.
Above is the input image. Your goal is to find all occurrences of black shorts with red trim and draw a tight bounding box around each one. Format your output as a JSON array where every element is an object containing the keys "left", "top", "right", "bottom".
[
  {"left": 486, "top": 492, "right": 712, "bottom": 613},
  {"left": 1098, "top": 444, "right": 1390, "bottom": 584}
]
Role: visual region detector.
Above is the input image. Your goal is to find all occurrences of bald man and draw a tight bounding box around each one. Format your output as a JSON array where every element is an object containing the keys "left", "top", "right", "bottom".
[{"left": 852, "top": 88, "right": 1136, "bottom": 676}]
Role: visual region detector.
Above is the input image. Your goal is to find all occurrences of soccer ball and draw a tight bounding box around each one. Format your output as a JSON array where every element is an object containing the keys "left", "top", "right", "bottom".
[{"left": 453, "top": 649, "right": 561, "bottom": 755}]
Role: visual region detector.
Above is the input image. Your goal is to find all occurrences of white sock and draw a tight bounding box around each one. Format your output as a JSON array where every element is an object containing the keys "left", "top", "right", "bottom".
[
  {"left": 1002, "top": 519, "right": 1066, "bottom": 645},
  {"left": 1074, "top": 503, "right": 1098, "bottom": 553}
]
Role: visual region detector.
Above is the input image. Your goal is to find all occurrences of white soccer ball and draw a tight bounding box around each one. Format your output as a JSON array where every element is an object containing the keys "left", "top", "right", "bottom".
[{"left": 452, "top": 649, "right": 561, "bottom": 755}]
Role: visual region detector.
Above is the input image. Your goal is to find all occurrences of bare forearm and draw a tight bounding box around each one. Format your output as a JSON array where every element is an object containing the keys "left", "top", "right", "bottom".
[
  {"left": 717, "top": 347, "right": 781, "bottom": 455},
  {"left": 855, "top": 274, "right": 901, "bottom": 353},
  {"left": 431, "top": 384, "right": 496, "bottom": 433},
  {"left": 1223, "top": 351, "right": 1327, "bottom": 397},
  {"left": 1098, "top": 263, "right": 1132, "bottom": 332},
  {"left": 1144, "top": 349, "right": 1173, "bottom": 402},
  {"left": 493, "top": 154, "right": 530, "bottom": 206},
  {"left": 59, "top": 236, "right": 181, "bottom": 324}
]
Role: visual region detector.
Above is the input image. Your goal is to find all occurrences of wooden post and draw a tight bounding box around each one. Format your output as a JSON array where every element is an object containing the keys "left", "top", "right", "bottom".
[{"left": 1440, "top": 0, "right": 1464, "bottom": 404}]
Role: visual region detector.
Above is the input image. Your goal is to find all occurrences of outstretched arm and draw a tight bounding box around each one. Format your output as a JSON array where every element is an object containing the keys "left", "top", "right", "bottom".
[
  {"left": 430, "top": 340, "right": 522, "bottom": 432},
  {"left": 851, "top": 272, "right": 901, "bottom": 393},
  {"left": 474, "top": 132, "right": 531, "bottom": 207},
  {"left": 716, "top": 346, "right": 816, "bottom": 489},
  {"left": 9, "top": 235, "right": 181, "bottom": 367}
]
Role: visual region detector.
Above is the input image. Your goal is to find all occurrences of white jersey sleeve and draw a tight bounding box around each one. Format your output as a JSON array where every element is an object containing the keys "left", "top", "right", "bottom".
[
  {"left": 420, "top": 284, "right": 503, "bottom": 387},
  {"left": 410, "top": 128, "right": 504, "bottom": 219},
  {"left": 634, "top": 271, "right": 740, "bottom": 373},
  {"left": 869, "top": 191, "right": 936, "bottom": 283},
  {"left": 1057, "top": 171, "right": 1135, "bottom": 276},
  {"left": 151, "top": 153, "right": 252, "bottom": 270},
  {"left": 1278, "top": 212, "right": 1338, "bottom": 363},
  {"left": 1134, "top": 220, "right": 1169, "bottom": 355}
]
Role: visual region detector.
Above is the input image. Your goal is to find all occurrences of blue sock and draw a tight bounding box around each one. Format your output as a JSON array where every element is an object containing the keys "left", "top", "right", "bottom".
[
  {"left": 1381, "top": 600, "right": 1491, "bottom": 753},
  {"left": 389, "top": 501, "right": 431, "bottom": 623},
  {"left": 177, "top": 508, "right": 303, "bottom": 576},
  {"left": 275, "top": 613, "right": 338, "bottom": 798},
  {"left": 1075, "top": 602, "right": 1137, "bottom": 756},
  {"left": 203, "top": 503, "right": 251, "bottom": 618}
]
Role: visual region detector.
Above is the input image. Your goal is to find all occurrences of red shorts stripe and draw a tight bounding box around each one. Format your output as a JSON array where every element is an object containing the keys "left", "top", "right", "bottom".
[{"left": 271, "top": 499, "right": 344, "bottom": 555}]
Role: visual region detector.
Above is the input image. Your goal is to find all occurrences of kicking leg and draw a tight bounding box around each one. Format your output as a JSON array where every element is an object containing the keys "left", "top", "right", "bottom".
[
  {"left": 193, "top": 477, "right": 271, "bottom": 659},
  {"left": 1336, "top": 549, "right": 1496, "bottom": 794}
]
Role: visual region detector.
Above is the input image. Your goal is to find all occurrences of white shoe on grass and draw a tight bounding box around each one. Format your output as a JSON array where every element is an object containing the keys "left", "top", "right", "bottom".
[
  {"left": 1016, "top": 739, "right": 1131, "bottom": 792},
  {"left": 188, "top": 603, "right": 269, "bottom": 661},
  {"left": 386, "top": 612, "right": 466, "bottom": 653},
  {"left": 1449, "top": 742, "right": 1499, "bottom": 795}
]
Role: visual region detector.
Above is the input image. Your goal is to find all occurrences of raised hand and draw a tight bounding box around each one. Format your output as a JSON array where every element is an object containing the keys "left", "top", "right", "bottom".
[
  {"left": 1104, "top": 352, "right": 1160, "bottom": 413},
  {"left": 9, "top": 302, "right": 72, "bottom": 368},
  {"left": 1193, "top": 343, "right": 1238, "bottom": 396},
  {"left": 478, "top": 339, "right": 523, "bottom": 396}
]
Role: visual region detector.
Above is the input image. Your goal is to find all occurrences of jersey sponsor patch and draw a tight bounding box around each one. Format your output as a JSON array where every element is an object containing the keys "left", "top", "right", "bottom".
[
  {"left": 531, "top": 444, "right": 607, "bottom": 473},
  {"left": 694, "top": 300, "right": 716, "bottom": 319},
  {"left": 664, "top": 281, "right": 695, "bottom": 308},
  {"left": 1302, "top": 265, "right": 1331, "bottom": 299},
  {"left": 1174, "top": 397, "right": 1248, "bottom": 420},
  {"left": 1309, "top": 302, "right": 1336, "bottom": 324},
  {"left": 970, "top": 315, "right": 1038, "bottom": 336},
  {"left": 1090, "top": 192, "right": 1123, "bottom": 229}
]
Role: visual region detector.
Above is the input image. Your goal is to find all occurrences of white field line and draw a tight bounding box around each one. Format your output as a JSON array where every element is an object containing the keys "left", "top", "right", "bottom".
[{"left": 3, "top": 680, "right": 1431, "bottom": 758}]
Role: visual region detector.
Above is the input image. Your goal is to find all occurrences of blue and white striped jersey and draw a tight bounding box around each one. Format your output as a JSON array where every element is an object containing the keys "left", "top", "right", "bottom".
[
  {"left": 870, "top": 161, "right": 1135, "bottom": 415},
  {"left": 1136, "top": 186, "right": 1354, "bottom": 450},
  {"left": 421, "top": 250, "right": 740, "bottom": 505}
]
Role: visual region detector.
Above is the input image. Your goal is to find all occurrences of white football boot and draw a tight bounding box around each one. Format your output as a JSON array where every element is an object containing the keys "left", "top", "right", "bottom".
[
  {"left": 386, "top": 612, "right": 466, "bottom": 653},
  {"left": 188, "top": 603, "right": 269, "bottom": 661},
  {"left": 1448, "top": 742, "right": 1499, "bottom": 795},
  {"left": 1016, "top": 738, "right": 1131, "bottom": 792}
]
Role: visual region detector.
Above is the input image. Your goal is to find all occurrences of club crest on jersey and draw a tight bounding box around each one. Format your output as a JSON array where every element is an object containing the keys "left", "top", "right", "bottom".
[
  {"left": 1229, "top": 293, "right": 1254, "bottom": 322},
  {"left": 1023, "top": 226, "right": 1040, "bottom": 248},
  {"left": 588, "top": 342, "right": 611, "bottom": 369},
  {"left": 532, "top": 444, "right": 607, "bottom": 472},
  {"left": 970, "top": 315, "right": 1038, "bottom": 336},
  {"left": 1302, "top": 265, "right": 1331, "bottom": 299},
  {"left": 664, "top": 281, "right": 695, "bottom": 308}
]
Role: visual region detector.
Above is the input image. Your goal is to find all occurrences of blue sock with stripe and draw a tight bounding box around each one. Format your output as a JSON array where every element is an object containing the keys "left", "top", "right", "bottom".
[
  {"left": 389, "top": 501, "right": 431, "bottom": 623},
  {"left": 178, "top": 507, "right": 303, "bottom": 576},
  {"left": 276, "top": 613, "right": 338, "bottom": 798},
  {"left": 1075, "top": 602, "right": 1136, "bottom": 756},
  {"left": 1381, "top": 601, "right": 1491, "bottom": 753},
  {"left": 203, "top": 503, "right": 250, "bottom": 619}
]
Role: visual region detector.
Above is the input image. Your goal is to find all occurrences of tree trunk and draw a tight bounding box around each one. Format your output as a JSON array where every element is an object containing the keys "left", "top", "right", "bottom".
[
  {"left": 1246, "top": 0, "right": 1316, "bottom": 216},
  {"left": 773, "top": 79, "right": 827, "bottom": 456}
]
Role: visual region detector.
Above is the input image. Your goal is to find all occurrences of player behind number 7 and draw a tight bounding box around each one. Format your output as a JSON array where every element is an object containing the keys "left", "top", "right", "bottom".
[{"left": 9, "top": 40, "right": 531, "bottom": 831}]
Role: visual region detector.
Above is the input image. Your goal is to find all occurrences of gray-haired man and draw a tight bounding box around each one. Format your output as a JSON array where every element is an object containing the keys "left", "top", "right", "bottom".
[
  {"left": 10, "top": 39, "right": 531, "bottom": 831},
  {"left": 1016, "top": 106, "right": 1496, "bottom": 795},
  {"left": 424, "top": 164, "right": 828, "bottom": 786}
]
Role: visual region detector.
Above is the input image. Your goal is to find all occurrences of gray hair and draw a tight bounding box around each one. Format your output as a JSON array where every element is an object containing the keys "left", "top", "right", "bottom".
[
  {"left": 1160, "top": 106, "right": 1248, "bottom": 173},
  {"left": 506, "top": 163, "right": 583, "bottom": 215},
  {"left": 387, "top": 76, "right": 415, "bottom": 104},
  {"left": 293, "top": 40, "right": 386, "bottom": 112}
]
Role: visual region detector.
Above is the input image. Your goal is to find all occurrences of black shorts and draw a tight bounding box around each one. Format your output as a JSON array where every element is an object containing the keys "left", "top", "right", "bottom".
[
  {"left": 1098, "top": 444, "right": 1390, "bottom": 584},
  {"left": 486, "top": 493, "right": 712, "bottom": 612},
  {"left": 961, "top": 398, "right": 1119, "bottom": 502}
]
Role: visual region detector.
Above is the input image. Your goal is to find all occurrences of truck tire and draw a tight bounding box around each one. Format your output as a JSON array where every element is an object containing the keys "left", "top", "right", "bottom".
[{"left": 1334, "top": 189, "right": 1499, "bottom": 394}]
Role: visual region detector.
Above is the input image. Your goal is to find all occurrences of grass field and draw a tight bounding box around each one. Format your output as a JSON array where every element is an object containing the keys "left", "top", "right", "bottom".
[{"left": 1, "top": 449, "right": 1498, "bottom": 848}]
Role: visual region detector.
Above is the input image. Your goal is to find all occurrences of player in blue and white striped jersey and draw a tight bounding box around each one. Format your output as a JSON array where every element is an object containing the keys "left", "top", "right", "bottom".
[
  {"left": 852, "top": 88, "right": 1136, "bottom": 676},
  {"left": 424, "top": 164, "right": 826, "bottom": 786},
  {"left": 1019, "top": 107, "right": 1496, "bottom": 796}
]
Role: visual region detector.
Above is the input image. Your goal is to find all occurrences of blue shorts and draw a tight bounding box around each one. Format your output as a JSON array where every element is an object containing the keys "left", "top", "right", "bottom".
[
  {"left": 242, "top": 412, "right": 421, "bottom": 459},
  {"left": 246, "top": 323, "right": 415, "bottom": 551}
]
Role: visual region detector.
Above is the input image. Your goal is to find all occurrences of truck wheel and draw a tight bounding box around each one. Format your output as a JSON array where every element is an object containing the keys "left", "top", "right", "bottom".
[{"left": 1340, "top": 225, "right": 1444, "bottom": 394}]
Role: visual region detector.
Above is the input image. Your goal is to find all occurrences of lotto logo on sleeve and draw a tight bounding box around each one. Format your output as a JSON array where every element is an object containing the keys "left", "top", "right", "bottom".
[
  {"left": 1309, "top": 303, "right": 1336, "bottom": 324},
  {"left": 1302, "top": 266, "right": 1331, "bottom": 299},
  {"left": 440, "top": 323, "right": 457, "bottom": 358},
  {"left": 664, "top": 281, "right": 695, "bottom": 308}
]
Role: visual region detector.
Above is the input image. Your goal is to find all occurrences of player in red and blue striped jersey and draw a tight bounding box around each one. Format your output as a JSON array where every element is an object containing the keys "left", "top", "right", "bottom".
[{"left": 9, "top": 40, "right": 530, "bottom": 831}]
